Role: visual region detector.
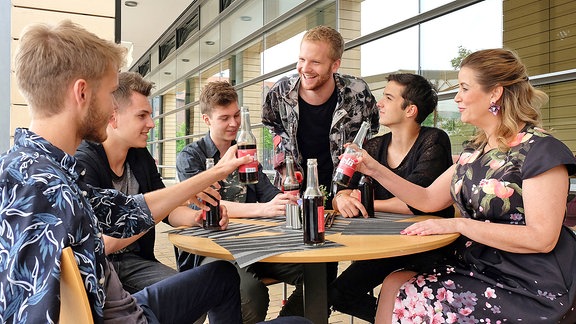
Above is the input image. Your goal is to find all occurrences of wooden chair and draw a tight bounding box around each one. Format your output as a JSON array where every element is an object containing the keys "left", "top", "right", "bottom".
[{"left": 60, "top": 246, "right": 94, "bottom": 324}]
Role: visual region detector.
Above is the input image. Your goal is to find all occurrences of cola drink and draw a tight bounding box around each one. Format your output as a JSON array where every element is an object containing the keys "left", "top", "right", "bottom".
[
  {"left": 303, "top": 159, "right": 325, "bottom": 246},
  {"left": 358, "top": 174, "right": 375, "bottom": 217},
  {"left": 203, "top": 158, "right": 221, "bottom": 229},
  {"left": 333, "top": 121, "right": 370, "bottom": 187},
  {"left": 237, "top": 106, "right": 258, "bottom": 184}
]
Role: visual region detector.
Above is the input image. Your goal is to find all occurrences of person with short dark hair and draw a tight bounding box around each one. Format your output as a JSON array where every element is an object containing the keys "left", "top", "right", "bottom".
[
  {"left": 328, "top": 73, "right": 454, "bottom": 322},
  {"left": 75, "top": 71, "right": 220, "bottom": 294}
]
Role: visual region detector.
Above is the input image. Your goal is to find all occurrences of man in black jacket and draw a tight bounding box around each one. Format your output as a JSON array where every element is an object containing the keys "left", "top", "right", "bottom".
[{"left": 75, "top": 72, "right": 229, "bottom": 293}]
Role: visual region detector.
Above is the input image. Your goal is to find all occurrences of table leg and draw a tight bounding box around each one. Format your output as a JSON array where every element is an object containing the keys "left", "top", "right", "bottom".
[{"left": 303, "top": 263, "right": 328, "bottom": 323}]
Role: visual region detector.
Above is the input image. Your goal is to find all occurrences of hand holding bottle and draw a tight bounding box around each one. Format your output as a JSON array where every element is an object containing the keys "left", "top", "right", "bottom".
[{"left": 333, "top": 189, "right": 368, "bottom": 218}]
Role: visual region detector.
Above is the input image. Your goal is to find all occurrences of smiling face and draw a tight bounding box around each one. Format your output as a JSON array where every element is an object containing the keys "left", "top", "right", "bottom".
[
  {"left": 376, "top": 81, "right": 410, "bottom": 127},
  {"left": 454, "top": 66, "right": 495, "bottom": 127},
  {"left": 109, "top": 91, "right": 155, "bottom": 148},
  {"left": 296, "top": 40, "right": 340, "bottom": 92},
  {"left": 81, "top": 66, "right": 119, "bottom": 143},
  {"left": 204, "top": 102, "right": 241, "bottom": 147}
]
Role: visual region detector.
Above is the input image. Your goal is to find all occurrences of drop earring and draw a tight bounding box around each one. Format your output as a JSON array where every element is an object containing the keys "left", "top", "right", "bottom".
[{"left": 488, "top": 101, "right": 500, "bottom": 116}]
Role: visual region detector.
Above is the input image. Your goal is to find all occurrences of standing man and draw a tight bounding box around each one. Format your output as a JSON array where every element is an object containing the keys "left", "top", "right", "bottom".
[
  {"left": 261, "top": 25, "right": 379, "bottom": 206},
  {"left": 75, "top": 71, "right": 222, "bottom": 294},
  {"left": 1, "top": 20, "right": 248, "bottom": 323},
  {"left": 328, "top": 73, "right": 455, "bottom": 322},
  {"left": 177, "top": 81, "right": 304, "bottom": 323}
]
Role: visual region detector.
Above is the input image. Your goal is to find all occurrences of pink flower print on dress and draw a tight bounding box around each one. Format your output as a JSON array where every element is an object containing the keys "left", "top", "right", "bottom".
[
  {"left": 484, "top": 287, "right": 497, "bottom": 299},
  {"left": 481, "top": 179, "right": 514, "bottom": 199},
  {"left": 508, "top": 132, "right": 532, "bottom": 147},
  {"left": 489, "top": 159, "right": 505, "bottom": 170}
]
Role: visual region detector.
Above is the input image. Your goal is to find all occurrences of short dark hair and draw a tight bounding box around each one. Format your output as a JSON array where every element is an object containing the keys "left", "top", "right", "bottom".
[
  {"left": 387, "top": 73, "right": 438, "bottom": 124},
  {"left": 200, "top": 81, "right": 238, "bottom": 116}
]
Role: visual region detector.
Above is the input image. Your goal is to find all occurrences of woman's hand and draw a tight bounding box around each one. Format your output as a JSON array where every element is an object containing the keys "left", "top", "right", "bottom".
[{"left": 401, "top": 218, "right": 461, "bottom": 236}]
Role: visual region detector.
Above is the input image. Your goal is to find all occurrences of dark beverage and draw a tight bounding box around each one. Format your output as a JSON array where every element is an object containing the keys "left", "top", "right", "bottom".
[
  {"left": 303, "top": 195, "right": 325, "bottom": 245},
  {"left": 238, "top": 144, "right": 258, "bottom": 184},
  {"left": 203, "top": 192, "right": 221, "bottom": 230},
  {"left": 333, "top": 121, "right": 370, "bottom": 187},
  {"left": 237, "top": 106, "right": 258, "bottom": 184},
  {"left": 358, "top": 175, "right": 375, "bottom": 217},
  {"left": 203, "top": 158, "right": 221, "bottom": 230},
  {"left": 303, "top": 159, "right": 325, "bottom": 246}
]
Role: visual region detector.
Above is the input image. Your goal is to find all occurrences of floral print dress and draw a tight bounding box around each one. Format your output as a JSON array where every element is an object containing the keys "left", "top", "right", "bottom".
[{"left": 393, "top": 126, "right": 576, "bottom": 323}]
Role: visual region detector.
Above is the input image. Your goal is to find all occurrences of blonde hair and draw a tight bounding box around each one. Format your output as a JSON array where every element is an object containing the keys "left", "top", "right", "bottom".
[
  {"left": 460, "top": 49, "right": 547, "bottom": 150},
  {"left": 302, "top": 25, "right": 344, "bottom": 61},
  {"left": 15, "top": 20, "right": 126, "bottom": 117}
]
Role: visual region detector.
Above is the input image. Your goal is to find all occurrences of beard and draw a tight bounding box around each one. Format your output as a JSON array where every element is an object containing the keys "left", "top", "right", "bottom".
[
  {"left": 299, "top": 70, "right": 333, "bottom": 92},
  {"left": 81, "top": 96, "right": 110, "bottom": 143}
]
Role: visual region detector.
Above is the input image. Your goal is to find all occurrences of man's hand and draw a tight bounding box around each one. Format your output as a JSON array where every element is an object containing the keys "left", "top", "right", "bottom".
[
  {"left": 333, "top": 190, "right": 368, "bottom": 218},
  {"left": 189, "top": 186, "right": 221, "bottom": 210},
  {"left": 193, "top": 205, "right": 230, "bottom": 230},
  {"left": 260, "top": 193, "right": 299, "bottom": 217}
]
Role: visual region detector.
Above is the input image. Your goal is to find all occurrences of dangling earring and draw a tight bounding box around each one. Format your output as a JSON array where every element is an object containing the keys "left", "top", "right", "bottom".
[{"left": 488, "top": 101, "right": 501, "bottom": 116}]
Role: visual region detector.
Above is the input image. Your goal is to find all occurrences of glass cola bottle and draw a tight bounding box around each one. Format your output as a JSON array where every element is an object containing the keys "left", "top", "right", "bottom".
[
  {"left": 236, "top": 106, "right": 258, "bottom": 184},
  {"left": 358, "top": 174, "right": 375, "bottom": 217},
  {"left": 284, "top": 156, "right": 301, "bottom": 229},
  {"left": 333, "top": 121, "right": 370, "bottom": 187},
  {"left": 203, "top": 158, "right": 221, "bottom": 229},
  {"left": 303, "top": 159, "right": 325, "bottom": 246}
]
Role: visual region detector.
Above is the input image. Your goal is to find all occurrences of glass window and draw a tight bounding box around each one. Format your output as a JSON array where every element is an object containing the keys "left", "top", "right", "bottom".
[
  {"left": 220, "top": 0, "right": 263, "bottom": 50},
  {"left": 176, "top": 41, "right": 200, "bottom": 80},
  {"left": 264, "top": 0, "right": 305, "bottom": 24},
  {"left": 201, "top": 0, "right": 219, "bottom": 29},
  {"left": 360, "top": 27, "right": 419, "bottom": 77},
  {"left": 419, "top": 0, "right": 502, "bottom": 72},
  {"left": 200, "top": 27, "right": 220, "bottom": 64}
]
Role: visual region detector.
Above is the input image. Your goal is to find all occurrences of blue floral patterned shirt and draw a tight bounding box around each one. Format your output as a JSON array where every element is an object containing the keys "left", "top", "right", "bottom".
[{"left": 0, "top": 128, "right": 155, "bottom": 323}]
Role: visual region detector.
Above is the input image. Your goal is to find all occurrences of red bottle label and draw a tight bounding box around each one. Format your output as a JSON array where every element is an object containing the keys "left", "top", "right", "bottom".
[
  {"left": 238, "top": 148, "right": 258, "bottom": 172},
  {"left": 318, "top": 206, "right": 325, "bottom": 233},
  {"left": 336, "top": 153, "right": 358, "bottom": 177}
]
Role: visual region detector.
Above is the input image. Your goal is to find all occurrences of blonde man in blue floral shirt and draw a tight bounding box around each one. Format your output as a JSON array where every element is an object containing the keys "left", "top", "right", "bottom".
[{"left": 0, "top": 20, "right": 250, "bottom": 323}]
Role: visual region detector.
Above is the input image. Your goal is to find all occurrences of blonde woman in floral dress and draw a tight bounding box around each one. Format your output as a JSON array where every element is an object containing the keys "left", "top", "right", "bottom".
[{"left": 353, "top": 49, "right": 576, "bottom": 323}]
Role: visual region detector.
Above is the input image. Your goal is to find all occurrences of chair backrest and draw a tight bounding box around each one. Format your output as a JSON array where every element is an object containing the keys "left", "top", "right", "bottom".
[{"left": 60, "top": 246, "right": 94, "bottom": 324}]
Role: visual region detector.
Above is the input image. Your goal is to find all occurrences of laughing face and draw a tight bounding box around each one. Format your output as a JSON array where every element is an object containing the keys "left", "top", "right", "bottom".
[
  {"left": 110, "top": 91, "right": 155, "bottom": 148},
  {"left": 296, "top": 40, "right": 340, "bottom": 93}
]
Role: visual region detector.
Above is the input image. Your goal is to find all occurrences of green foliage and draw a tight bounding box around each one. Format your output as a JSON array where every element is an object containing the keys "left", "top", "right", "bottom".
[
  {"left": 451, "top": 45, "right": 472, "bottom": 70},
  {"left": 176, "top": 123, "right": 188, "bottom": 153}
]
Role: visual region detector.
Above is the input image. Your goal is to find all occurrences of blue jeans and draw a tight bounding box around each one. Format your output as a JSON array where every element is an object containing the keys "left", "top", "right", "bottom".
[
  {"left": 133, "top": 260, "right": 242, "bottom": 323},
  {"left": 109, "top": 251, "right": 177, "bottom": 293}
]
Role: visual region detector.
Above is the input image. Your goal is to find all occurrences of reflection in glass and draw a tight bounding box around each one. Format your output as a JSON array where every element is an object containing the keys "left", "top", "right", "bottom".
[{"left": 221, "top": 0, "right": 263, "bottom": 50}]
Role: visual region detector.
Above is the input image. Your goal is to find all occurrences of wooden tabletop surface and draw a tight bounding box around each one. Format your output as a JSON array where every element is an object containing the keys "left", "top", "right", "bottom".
[{"left": 169, "top": 215, "right": 460, "bottom": 263}]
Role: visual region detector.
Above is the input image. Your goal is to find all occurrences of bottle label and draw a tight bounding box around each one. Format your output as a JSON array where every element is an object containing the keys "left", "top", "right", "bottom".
[
  {"left": 336, "top": 152, "right": 358, "bottom": 177},
  {"left": 238, "top": 148, "right": 258, "bottom": 173},
  {"left": 201, "top": 209, "right": 206, "bottom": 220},
  {"left": 318, "top": 205, "right": 325, "bottom": 232},
  {"left": 285, "top": 189, "right": 299, "bottom": 197}
]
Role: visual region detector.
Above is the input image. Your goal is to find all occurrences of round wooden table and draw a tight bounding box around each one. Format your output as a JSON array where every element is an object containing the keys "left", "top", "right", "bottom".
[{"left": 169, "top": 215, "right": 459, "bottom": 323}]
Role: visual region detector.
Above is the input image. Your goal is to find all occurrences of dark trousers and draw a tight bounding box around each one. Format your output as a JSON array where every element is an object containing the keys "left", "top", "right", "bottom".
[{"left": 133, "top": 260, "right": 242, "bottom": 324}]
